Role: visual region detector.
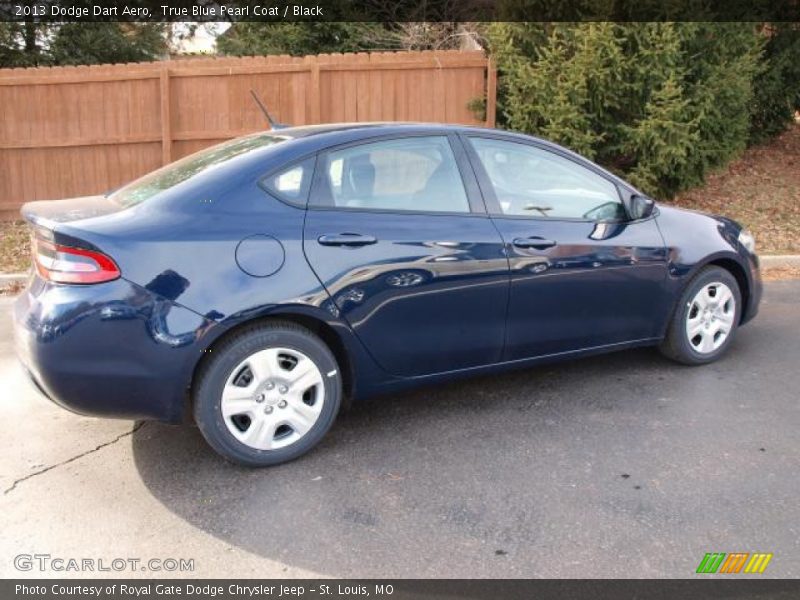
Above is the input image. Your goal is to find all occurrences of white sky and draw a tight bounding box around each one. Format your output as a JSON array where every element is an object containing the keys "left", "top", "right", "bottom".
[{"left": 172, "top": 22, "right": 232, "bottom": 54}]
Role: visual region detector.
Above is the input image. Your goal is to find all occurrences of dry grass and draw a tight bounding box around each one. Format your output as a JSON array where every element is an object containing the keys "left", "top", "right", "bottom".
[
  {"left": 669, "top": 122, "right": 800, "bottom": 255},
  {"left": 0, "top": 220, "right": 30, "bottom": 273},
  {"left": 0, "top": 280, "right": 25, "bottom": 296}
]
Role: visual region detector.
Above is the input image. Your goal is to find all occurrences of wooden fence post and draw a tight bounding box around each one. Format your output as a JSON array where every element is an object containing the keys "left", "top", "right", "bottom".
[
  {"left": 486, "top": 57, "right": 497, "bottom": 128},
  {"left": 160, "top": 65, "right": 172, "bottom": 164}
]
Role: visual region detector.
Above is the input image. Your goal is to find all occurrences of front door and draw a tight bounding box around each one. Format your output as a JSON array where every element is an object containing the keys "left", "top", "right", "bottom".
[
  {"left": 464, "top": 135, "right": 669, "bottom": 360},
  {"left": 303, "top": 135, "right": 509, "bottom": 377}
]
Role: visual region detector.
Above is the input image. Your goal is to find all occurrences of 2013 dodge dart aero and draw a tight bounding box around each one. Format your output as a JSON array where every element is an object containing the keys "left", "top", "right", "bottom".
[{"left": 13, "top": 123, "right": 761, "bottom": 466}]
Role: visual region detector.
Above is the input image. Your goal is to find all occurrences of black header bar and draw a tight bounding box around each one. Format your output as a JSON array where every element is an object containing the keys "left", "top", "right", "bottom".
[
  {"left": 1, "top": 0, "right": 799, "bottom": 23},
  {"left": 4, "top": 579, "right": 800, "bottom": 600}
]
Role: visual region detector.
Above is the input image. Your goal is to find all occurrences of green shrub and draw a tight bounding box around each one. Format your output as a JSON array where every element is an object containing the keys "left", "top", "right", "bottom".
[
  {"left": 488, "top": 23, "right": 781, "bottom": 198},
  {"left": 749, "top": 24, "right": 800, "bottom": 143}
]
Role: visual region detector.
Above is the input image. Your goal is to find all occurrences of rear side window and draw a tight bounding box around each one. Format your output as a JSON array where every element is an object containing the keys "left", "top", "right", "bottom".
[
  {"left": 313, "top": 136, "right": 470, "bottom": 214},
  {"left": 261, "top": 157, "right": 315, "bottom": 206}
]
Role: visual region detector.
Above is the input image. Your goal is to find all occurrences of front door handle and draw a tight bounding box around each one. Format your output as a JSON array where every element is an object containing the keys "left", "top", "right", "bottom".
[
  {"left": 512, "top": 237, "right": 557, "bottom": 250},
  {"left": 318, "top": 233, "right": 378, "bottom": 247}
]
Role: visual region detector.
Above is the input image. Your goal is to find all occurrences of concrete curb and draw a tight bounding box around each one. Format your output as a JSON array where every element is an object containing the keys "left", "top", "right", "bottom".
[
  {"left": 760, "top": 255, "right": 800, "bottom": 268},
  {"left": 1, "top": 256, "right": 798, "bottom": 284},
  {"left": 0, "top": 272, "right": 28, "bottom": 283}
]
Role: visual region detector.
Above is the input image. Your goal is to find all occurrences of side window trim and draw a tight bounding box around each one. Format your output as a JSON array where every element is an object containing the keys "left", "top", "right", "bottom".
[
  {"left": 448, "top": 133, "right": 489, "bottom": 215},
  {"left": 307, "top": 133, "right": 486, "bottom": 217},
  {"left": 461, "top": 133, "right": 628, "bottom": 222}
]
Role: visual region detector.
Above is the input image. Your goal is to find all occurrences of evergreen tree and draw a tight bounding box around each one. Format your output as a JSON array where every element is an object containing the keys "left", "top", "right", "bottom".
[
  {"left": 0, "top": 22, "right": 167, "bottom": 68},
  {"left": 0, "top": 22, "right": 49, "bottom": 67},
  {"left": 749, "top": 24, "right": 800, "bottom": 143},
  {"left": 488, "top": 22, "right": 770, "bottom": 198},
  {"left": 49, "top": 23, "right": 168, "bottom": 66}
]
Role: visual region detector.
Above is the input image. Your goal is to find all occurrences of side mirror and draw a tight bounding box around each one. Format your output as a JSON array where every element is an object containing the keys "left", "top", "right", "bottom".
[{"left": 629, "top": 195, "right": 655, "bottom": 220}]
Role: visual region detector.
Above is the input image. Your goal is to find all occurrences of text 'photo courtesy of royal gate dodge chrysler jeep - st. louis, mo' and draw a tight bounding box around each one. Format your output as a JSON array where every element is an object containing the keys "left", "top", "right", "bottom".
[{"left": 13, "top": 123, "right": 761, "bottom": 466}]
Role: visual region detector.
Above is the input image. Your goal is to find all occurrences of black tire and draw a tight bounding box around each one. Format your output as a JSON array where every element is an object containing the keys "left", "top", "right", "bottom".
[
  {"left": 659, "top": 266, "right": 742, "bottom": 366},
  {"left": 193, "top": 321, "right": 342, "bottom": 467}
]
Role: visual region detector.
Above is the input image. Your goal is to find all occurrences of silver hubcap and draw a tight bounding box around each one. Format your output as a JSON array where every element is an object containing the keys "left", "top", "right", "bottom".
[
  {"left": 221, "top": 347, "right": 325, "bottom": 450},
  {"left": 686, "top": 282, "right": 735, "bottom": 354}
]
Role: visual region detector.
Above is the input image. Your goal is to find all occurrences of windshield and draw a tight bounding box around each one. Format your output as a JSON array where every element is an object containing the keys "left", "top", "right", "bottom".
[{"left": 110, "top": 133, "right": 287, "bottom": 207}]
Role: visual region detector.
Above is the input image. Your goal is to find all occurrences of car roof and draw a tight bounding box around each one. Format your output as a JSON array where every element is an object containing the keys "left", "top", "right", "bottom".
[
  {"left": 273, "top": 122, "right": 577, "bottom": 155},
  {"left": 275, "top": 122, "right": 469, "bottom": 137},
  {"left": 262, "top": 121, "right": 556, "bottom": 159}
]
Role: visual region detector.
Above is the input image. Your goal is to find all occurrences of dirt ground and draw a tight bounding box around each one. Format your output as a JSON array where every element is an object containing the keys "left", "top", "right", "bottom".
[
  {"left": 0, "top": 220, "right": 28, "bottom": 273},
  {"left": 669, "top": 122, "right": 800, "bottom": 255}
]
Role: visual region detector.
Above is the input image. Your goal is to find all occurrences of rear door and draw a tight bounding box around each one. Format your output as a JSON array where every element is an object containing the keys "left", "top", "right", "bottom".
[
  {"left": 463, "top": 135, "right": 669, "bottom": 360},
  {"left": 303, "top": 134, "right": 509, "bottom": 377}
]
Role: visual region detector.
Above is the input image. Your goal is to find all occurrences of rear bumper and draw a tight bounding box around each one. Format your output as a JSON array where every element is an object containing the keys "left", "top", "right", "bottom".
[{"left": 13, "top": 276, "right": 214, "bottom": 422}]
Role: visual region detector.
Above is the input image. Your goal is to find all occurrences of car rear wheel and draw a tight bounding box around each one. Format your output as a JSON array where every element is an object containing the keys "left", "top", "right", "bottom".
[
  {"left": 193, "top": 322, "right": 342, "bottom": 466},
  {"left": 660, "top": 266, "right": 742, "bottom": 365}
]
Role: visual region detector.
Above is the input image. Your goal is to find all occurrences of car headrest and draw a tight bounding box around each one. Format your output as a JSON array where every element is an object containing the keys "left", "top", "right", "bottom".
[{"left": 345, "top": 155, "right": 375, "bottom": 198}]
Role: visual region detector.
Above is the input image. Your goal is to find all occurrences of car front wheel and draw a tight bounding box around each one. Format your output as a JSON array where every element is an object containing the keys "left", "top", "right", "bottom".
[
  {"left": 193, "top": 322, "right": 342, "bottom": 467},
  {"left": 660, "top": 266, "right": 742, "bottom": 365}
]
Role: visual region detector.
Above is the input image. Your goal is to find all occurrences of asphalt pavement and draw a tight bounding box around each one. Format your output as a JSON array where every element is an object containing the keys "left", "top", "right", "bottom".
[{"left": 1, "top": 282, "right": 798, "bottom": 578}]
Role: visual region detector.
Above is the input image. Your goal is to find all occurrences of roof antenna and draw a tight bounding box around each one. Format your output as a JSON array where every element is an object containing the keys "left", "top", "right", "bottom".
[{"left": 250, "top": 89, "right": 287, "bottom": 130}]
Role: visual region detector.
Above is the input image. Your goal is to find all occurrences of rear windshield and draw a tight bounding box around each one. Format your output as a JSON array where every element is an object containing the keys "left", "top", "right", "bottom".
[{"left": 110, "top": 133, "right": 287, "bottom": 207}]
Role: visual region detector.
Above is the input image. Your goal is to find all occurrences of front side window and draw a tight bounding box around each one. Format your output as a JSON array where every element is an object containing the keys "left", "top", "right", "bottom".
[
  {"left": 469, "top": 138, "right": 625, "bottom": 221},
  {"left": 314, "top": 136, "right": 470, "bottom": 214}
]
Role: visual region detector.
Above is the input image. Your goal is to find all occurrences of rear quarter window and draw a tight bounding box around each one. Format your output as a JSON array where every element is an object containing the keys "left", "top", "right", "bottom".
[{"left": 259, "top": 157, "right": 316, "bottom": 207}]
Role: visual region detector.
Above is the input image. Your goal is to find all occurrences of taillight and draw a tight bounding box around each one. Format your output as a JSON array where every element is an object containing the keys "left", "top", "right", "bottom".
[{"left": 33, "top": 236, "right": 120, "bottom": 284}]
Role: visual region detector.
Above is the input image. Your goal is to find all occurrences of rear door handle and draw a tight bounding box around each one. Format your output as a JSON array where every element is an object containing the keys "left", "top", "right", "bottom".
[
  {"left": 512, "top": 237, "right": 557, "bottom": 250},
  {"left": 317, "top": 233, "right": 378, "bottom": 247}
]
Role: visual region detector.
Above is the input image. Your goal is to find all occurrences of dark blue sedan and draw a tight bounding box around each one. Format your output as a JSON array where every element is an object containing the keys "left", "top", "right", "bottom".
[{"left": 13, "top": 123, "right": 762, "bottom": 466}]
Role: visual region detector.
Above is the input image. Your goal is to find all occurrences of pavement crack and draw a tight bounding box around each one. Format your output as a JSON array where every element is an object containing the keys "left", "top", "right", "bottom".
[{"left": 3, "top": 422, "right": 145, "bottom": 496}]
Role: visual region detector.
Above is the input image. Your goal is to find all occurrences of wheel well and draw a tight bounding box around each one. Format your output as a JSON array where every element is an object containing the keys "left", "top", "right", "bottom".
[
  {"left": 186, "top": 313, "right": 354, "bottom": 421},
  {"left": 707, "top": 258, "right": 750, "bottom": 324}
]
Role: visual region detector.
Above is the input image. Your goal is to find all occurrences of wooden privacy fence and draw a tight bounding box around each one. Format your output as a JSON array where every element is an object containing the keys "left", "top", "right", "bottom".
[{"left": 0, "top": 50, "right": 496, "bottom": 218}]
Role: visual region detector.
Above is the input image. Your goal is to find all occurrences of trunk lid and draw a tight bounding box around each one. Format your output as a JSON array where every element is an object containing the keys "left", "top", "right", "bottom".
[{"left": 21, "top": 195, "right": 125, "bottom": 227}]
